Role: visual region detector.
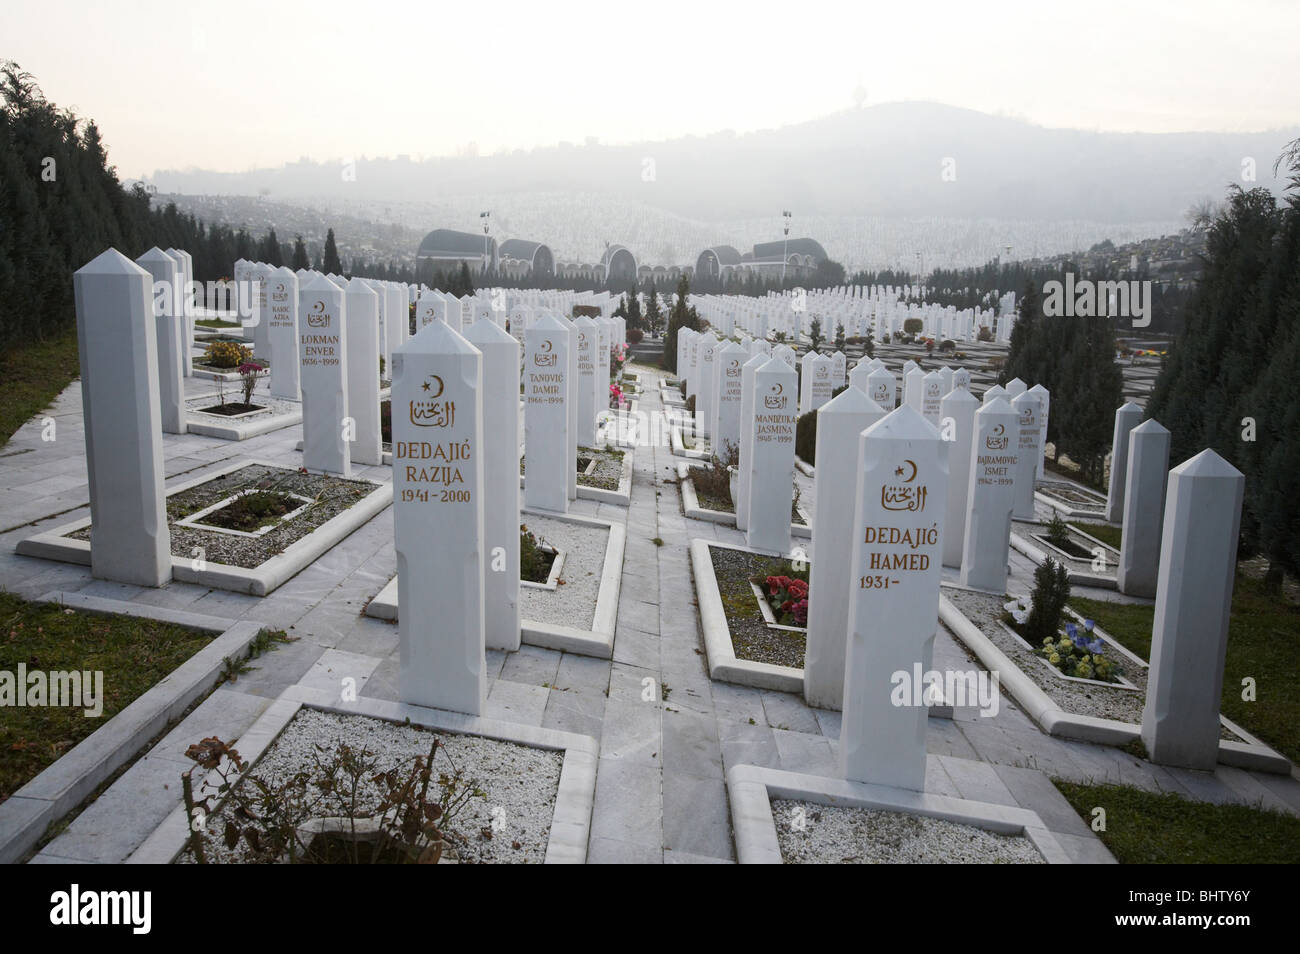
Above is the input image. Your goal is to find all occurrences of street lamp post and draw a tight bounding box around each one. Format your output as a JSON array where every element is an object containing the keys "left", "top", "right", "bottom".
[{"left": 781, "top": 210, "right": 792, "bottom": 286}]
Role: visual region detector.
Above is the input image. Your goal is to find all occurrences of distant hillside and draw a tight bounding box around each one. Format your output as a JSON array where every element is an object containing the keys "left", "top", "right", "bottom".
[
  {"left": 147, "top": 102, "right": 1297, "bottom": 272},
  {"left": 149, "top": 102, "right": 1296, "bottom": 221}
]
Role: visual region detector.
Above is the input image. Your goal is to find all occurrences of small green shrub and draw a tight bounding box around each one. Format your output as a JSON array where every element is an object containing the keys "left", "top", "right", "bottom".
[
  {"left": 1045, "top": 513, "right": 1072, "bottom": 549},
  {"left": 1023, "top": 558, "right": 1071, "bottom": 645},
  {"left": 795, "top": 410, "right": 817, "bottom": 465}
]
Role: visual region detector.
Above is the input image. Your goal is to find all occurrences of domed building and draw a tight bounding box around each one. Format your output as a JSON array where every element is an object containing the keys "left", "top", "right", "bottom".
[
  {"left": 416, "top": 228, "right": 497, "bottom": 273},
  {"left": 498, "top": 239, "right": 555, "bottom": 279},
  {"left": 600, "top": 244, "right": 637, "bottom": 284},
  {"left": 695, "top": 245, "right": 742, "bottom": 280}
]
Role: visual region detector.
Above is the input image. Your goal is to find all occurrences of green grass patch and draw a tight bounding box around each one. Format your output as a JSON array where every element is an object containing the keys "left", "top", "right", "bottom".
[
  {"left": 1070, "top": 574, "right": 1300, "bottom": 763},
  {"left": 1053, "top": 780, "right": 1300, "bottom": 863},
  {"left": 0, "top": 331, "right": 81, "bottom": 448},
  {"left": 0, "top": 592, "right": 213, "bottom": 802},
  {"left": 196, "top": 318, "right": 239, "bottom": 328},
  {"left": 1072, "top": 521, "right": 1122, "bottom": 550}
]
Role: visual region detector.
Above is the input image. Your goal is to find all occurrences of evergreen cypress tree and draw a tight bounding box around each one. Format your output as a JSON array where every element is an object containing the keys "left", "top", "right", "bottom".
[
  {"left": 292, "top": 235, "right": 309, "bottom": 270},
  {"left": 323, "top": 228, "right": 342, "bottom": 274}
]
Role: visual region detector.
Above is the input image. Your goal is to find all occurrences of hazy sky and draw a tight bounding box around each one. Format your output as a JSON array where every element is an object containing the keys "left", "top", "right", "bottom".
[{"left": 8, "top": 0, "right": 1299, "bottom": 180}]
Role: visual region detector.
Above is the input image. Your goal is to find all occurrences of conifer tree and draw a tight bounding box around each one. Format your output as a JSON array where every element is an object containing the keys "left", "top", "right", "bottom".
[{"left": 323, "top": 228, "right": 342, "bottom": 274}]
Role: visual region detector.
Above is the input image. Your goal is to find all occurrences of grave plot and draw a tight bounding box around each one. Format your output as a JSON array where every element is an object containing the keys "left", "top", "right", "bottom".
[
  {"left": 770, "top": 797, "right": 1048, "bottom": 864},
  {"left": 1034, "top": 476, "right": 1108, "bottom": 519},
  {"left": 128, "top": 687, "right": 597, "bottom": 865},
  {"left": 17, "top": 461, "right": 392, "bottom": 596},
  {"left": 185, "top": 389, "right": 302, "bottom": 441},
  {"left": 669, "top": 416, "right": 709, "bottom": 459},
  {"left": 519, "top": 445, "right": 631, "bottom": 506},
  {"left": 366, "top": 510, "right": 625, "bottom": 659},
  {"left": 677, "top": 461, "right": 809, "bottom": 536},
  {"left": 936, "top": 585, "right": 1287, "bottom": 772},
  {"left": 690, "top": 539, "right": 805, "bottom": 691},
  {"left": 1009, "top": 515, "right": 1119, "bottom": 588},
  {"left": 722, "top": 403, "right": 1073, "bottom": 865}
]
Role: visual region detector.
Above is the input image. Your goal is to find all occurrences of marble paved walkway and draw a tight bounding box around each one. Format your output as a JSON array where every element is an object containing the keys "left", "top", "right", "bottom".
[{"left": 3, "top": 364, "right": 1298, "bottom": 864}]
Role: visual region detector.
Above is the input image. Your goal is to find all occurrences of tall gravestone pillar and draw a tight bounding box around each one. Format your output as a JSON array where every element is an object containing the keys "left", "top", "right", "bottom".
[
  {"left": 466, "top": 318, "right": 522, "bottom": 652},
  {"left": 74, "top": 250, "right": 171, "bottom": 586},
  {"left": 1141, "top": 450, "right": 1244, "bottom": 770},
  {"left": 712, "top": 341, "right": 747, "bottom": 460},
  {"left": 1106, "top": 402, "right": 1144, "bottom": 522},
  {"left": 394, "top": 319, "right": 486, "bottom": 715},
  {"left": 840, "top": 406, "right": 947, "bottom": 790},
  {"left": 137, "top": 248, "right": 187, "bottom": 435},
  {"left": 299, "top": 274, "right": 350, "bottom": 476},
  {"left": 745, "top": 356, "right": 798, "bottom": 555},
  {"left": 697, "top": 334, "right": 717, "bottom": 439},
  {"left": 1027, "top": 384, "right": 1050, "bottom": 478},
  {"left": 251, "top": 262, "right": 272, "bottom": 362},
  {"left": 736, "top": 352, "right": 768, "bottom": 533},
  {"left": 268, "top": 267, "right": 301, "bottom": 400},
  {"left": 524, "top": 316, "right": 570, "bottom": 513},
  {"left": 573, "top": 315, "right": 598, "bottom": 447},
  {"left": 1117, "top": 419, "right": 1171, "bottom": 598},
  {"left": 164, "top": 249, "right": 192, "bottom": 376},
  {"left": 920, "top": 370, "right": 944, "bottom": 426},
  {"left": 959, "top": 397, "right": 1019, "bottom": 592},
  {"left": 345, "top": 278, "right": 382, "bottom": 466},
  {"left": 1011, "top": 390, "right": 1041, "bottom": 520},
  {"left": 866, "top": 366, "right": 896, "bottom": 413},
  {"left": 560, "top": 315, "right": 580, "bottom": 500},
  {"left": 940, "top": 388, "right": 979, "bottom": 568},
  {"left": 804, "top": 388, "right": 885, "bottom": 710}
]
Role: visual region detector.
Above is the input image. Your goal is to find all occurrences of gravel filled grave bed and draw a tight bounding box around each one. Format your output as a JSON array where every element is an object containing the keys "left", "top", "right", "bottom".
[
  {"left": 181, "top": 709, "right": 563, "bottom": 864},
  {"left": 709, "top": 544, "right": 805, "bottom": 668},
  {"left": 1035, "top": 480, "right": 1106, "bottom": 512},
  {"left": 519, "top": 447, "right": 624, "bottom": 491},
  {"left": 187, "top": 393, "right": 300, "bottom": 424},
  {"left": 943, "top": 586, "right": 1239, "bottom": 739},
  {"left": 772, "top": 799, "right": 1045, "bottom": 864},
  {"left": 70, "top": 464, "right": 382, "bottom": 569},
  {"left": 517, "top": 513, "right": 607, "bottom": 630},
  {"left": 686, "top": 463, "right": 805, "bottom": 524},
  {"left": 576, "top": 446, "right": 625, "bottom": 491}
]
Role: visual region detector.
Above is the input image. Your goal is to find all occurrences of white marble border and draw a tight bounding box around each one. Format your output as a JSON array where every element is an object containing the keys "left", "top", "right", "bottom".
[
  {"left": 677, "top": 462, "right": 811, "bottom": 538},
  {"left": 0, "top": 597, "right": 264, "bottom": 864},
  {"left": 365, "top": 509, "right": 625, "bottom": 660},
  {"left": 938, "top": 591, "right": 1291, "bottom": 774},
  {"left": 690, "top": 538, "right": 804, "bottom": 693},
  {"left": 126, "top": 685, "right": 598, "bottom": 865},
  {"left": 16, "top": 459, "right": 393, "bottom": 597},
  {"left": 727, "top": 763, "right": 1071, "bottom": 864}
]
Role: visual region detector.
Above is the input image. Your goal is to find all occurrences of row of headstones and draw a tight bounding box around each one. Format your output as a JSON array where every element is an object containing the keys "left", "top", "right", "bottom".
[
  {"left": 387, "top": 314, "right": 1239, "bottom": 786},
  {"left": 692, "top": 288, "right": 1014, "bottom": 345},
  {"left": 232, "top": 260, "right": 409, "bottom": 402},
  {"left": 394, "top": 310, "right": 629, "bottom": 709},
  {"left": 77, "top": 248, "right": 1231, "bottom": 785}
]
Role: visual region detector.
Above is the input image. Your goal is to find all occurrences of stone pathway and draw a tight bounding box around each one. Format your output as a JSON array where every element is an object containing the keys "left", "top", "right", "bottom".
[{"left": 3, "top": 365, "right": 1298, "bottom": 864}]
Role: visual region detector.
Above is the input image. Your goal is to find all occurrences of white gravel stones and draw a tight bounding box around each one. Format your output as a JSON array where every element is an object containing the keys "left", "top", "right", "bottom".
[
  {"left": 517, "top": 513, "right": 607, "bottom": 629},
  {"left": 772, "top": 798, "right": 1044, "bottom": 864},
  {"left": 190, "top": 709, "right": 562, "bottom": 864}
]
